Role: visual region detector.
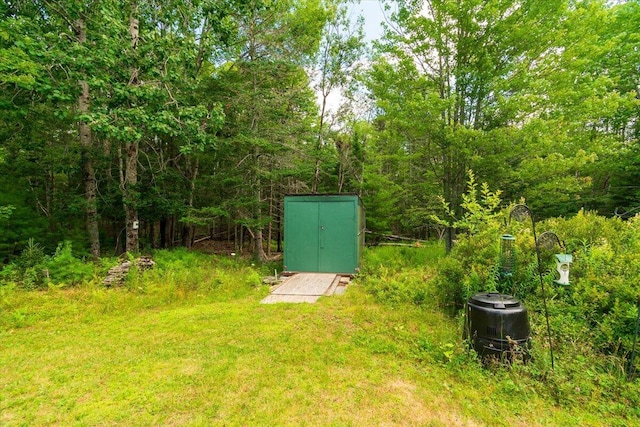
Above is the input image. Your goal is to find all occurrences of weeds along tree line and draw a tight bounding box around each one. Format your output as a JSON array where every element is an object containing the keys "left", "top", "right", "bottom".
[
  {"left": 0, "top": 0, "right": 638, "bottom": 260},
  {"left": 358, "top": 176, "right": 640, "bottom": 375}
]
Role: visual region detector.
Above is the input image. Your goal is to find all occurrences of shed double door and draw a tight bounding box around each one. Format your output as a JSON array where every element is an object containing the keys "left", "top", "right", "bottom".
[{"left": 285, "top": 200, "right": 356, "bottom": 273}]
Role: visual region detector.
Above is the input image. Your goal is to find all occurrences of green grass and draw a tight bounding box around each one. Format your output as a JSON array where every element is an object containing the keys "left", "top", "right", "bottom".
[{"left": 0, "top": 247, "right": 638, "bottom": 426}]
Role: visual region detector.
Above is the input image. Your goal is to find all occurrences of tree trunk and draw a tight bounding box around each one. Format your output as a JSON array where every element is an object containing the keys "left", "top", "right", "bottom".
[
  {"left": 124, "top": 6, "right": 140, "bottom": 254},
  {"left": 254, "top": 187, "right": 268, "bottom": 261},
  {"left": 182, "top": 224, "right": 191, "bottom": 248},
  {"left": 112, "top": 220, "right": 125, "bottom": 255},
  {"left": 312, "top": 93, "right": 328, "bottom": 194},
  {"left": 124, "top": 140, "right": 139, "bottom": 253},
  {"left": 234, "top": 224, "right": 238, "bottom": 253},
  {"left": 150, "top": 220, "right": 160, "bottom": 249},
  {"left": 256, "top": 228, "right": 267, "bottom": 261},
  {"left": 253, "top": 151, "right": 268, "bottom": 262},
  {"left": 267, "top": 181, "right": 274, "bottom": 257},
  {"left": 336, "top": 139, "right": 348, "bottom": 193},
  {"left": 75, "top": 18, "right": 100, "bottom": 260},
  {"left": 276, "top": 198, "right": 282, "bottom": 253},
  {"left": 445, "top": 226, "right": 455, "bottom": 253},
  {"left": 184, "top": 157, "right": 199, "bottom": 249},
  {"left": 169, "top": 215, "right": 176, "bottom": 248},
  {"left": 160, "top": 217, "right": 167, "bottom": 248}
]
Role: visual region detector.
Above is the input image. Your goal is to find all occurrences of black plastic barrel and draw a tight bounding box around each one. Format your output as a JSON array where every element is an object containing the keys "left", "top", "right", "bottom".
[{"left": 464, "top": 292, "right": 530, "bottom": 359}]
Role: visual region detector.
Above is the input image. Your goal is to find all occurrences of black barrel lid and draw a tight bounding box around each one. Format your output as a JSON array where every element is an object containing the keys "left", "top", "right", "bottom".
[{"left": 469, "top": 292, "right": 521, "bottom": 309}]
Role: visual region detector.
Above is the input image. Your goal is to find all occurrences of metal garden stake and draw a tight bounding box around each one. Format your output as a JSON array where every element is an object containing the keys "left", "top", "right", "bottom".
[
  {"left": 510, "top": 204, "right": 555, "bottom": 369},
  {"left": 629, "top": 299, "right": 640, "bottom": 381}
]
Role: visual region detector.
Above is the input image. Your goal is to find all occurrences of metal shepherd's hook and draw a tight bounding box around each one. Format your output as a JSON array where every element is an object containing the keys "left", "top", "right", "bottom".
[
  {"left": 510, "top": 204, "right": 555, "bottom": 370},
  {"left": 629, "top": 297, "right": 640, "bottom": 380}
]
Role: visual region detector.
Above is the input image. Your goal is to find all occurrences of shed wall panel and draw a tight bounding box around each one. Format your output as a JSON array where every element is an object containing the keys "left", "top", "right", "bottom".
[{"left": 283, "top": 195, "right": 364, "bottom": 274}]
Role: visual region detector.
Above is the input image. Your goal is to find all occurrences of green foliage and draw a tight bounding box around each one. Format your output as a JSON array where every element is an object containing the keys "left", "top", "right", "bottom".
[
  {"left": 434, "top": 194, "right": 640, "bottom": 374},
  {"left": 398, "top": 165, "right": 640, "bottom": 393},
  {"left": 431, "top": 173, "right": 505, "bottom": 308},
  {"left": 126, "top": 249, "right": 266, "bottom": 304},
  {"left": 45, "top": 241, "right": 95, "bottom": 286},
  {"left": 0, "top": 205, "right": 13, "bottom": 219},
  {"left": 180, "top": 206, "right": 229, "bottom": 227},
  {"left": 433, "top": 170, "right": 503, "bottom": 233},
  {"left": 1, "top": 238, "right": 48, "bottom": 289},
  {"left": 356, "top": 243, "right": 640, "bottom": 423},
  {"left": 0, "top": 173, "right": 52, "bottom": 258},
  {"left": 1, "top": 240, "right": 96, "bottom": 289},
  {"left": 542, "top": 211, "right": 640, "bottom": 356},
  {"left": 1, "top": 245, "right": 640, "bottom": 424},
  {"left": 14, "top": 238, "right": 46, "bottom": 270},
  {"left": 361, "top": 165, "right": 404, "bottom": 233},
  {"left": 366, "top": 0, "right": 640, "bottom": 231},
  {"left": 2, "top": 0, "right": 637, "bottom": 255},
  {"left": 359, "top": 243, "right": 444, "bottom": 306}
]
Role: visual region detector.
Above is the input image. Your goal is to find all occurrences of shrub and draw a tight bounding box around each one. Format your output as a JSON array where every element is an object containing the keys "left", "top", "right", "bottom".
[
  {"left": 0, "top": 240, "right": 97, "bottom": 288},
  {"left": 359, "top": 244, "right": 443, "bottom": 307},
  {"left": 540, "top": 211, "right": 640, "bottom": 357},
  {"left": 435, "top": 199, "right": 640, "bottom": 369},
  {"left": 45, "top": 241, "right": 95, "bottom": 285},
  {"left": 0, "top": 238, "right": 48, "bottom": 289},
  {"left": 431, "top": 171, "right": 506, "bottom": 309},
  {"left": 432, "top": 256, "right": 465, "bottom": 311}
]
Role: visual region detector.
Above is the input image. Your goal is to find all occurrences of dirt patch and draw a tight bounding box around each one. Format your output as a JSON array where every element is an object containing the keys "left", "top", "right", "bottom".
[
  {"left": 191, "top": 239, "right": 283, "bottom": 261},
  {"left": 383, "top": 379, "right": 481, "bottom": 427},
  {"left": 191, "top": 239, "right": 237, "bottom": 254}
]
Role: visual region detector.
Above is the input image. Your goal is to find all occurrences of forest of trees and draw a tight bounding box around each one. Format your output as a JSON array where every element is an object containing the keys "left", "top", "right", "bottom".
[{"left": 0, "top": 0, "right": 638, "bottom": 261}]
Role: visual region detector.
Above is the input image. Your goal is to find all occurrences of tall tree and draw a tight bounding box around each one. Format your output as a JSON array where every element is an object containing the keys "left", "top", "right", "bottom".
[
  {"left": 208, "top": 0, "right": 329, "bottom": 260},
  {"left": 367, "top": 0, "right": 613, "bottom": 241},
  {"left": 0, "top": 1, "right": 102, "bottom": 256},
  {"left": 0, "top": 0, "right": 228, "bottom": 256},
  {"left": 491, "top": 0, "right": 639, "bottom": 217},
  {"left": 122, "top": 1, "right": 140, "bottom": 253},
  {"left": 588, "top": 0, "right": 640, "bottom": 214},
  {"left": 311, "top": 2, "right": 365, "bottom": 193},
  {"left": 74, "top": 17, "right": 100, "bottom": 259}
]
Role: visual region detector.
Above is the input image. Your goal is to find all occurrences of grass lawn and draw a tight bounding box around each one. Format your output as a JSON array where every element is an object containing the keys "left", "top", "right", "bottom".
[{"left": 1, "top": 248, "right": 637, "bottom": 426}]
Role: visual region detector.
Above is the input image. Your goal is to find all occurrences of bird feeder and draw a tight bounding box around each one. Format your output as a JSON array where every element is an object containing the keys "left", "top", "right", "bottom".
[
  {"left": 554, "top": 254, "right": 573, "bottom": 285},
  {"left": 499, "top": 234, "right": 516, "bottom": 278}
]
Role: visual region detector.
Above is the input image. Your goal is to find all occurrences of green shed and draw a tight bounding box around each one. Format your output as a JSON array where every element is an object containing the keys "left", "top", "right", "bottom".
[{"left": 283, "top": 194, "right": 365, "bottom": 275}]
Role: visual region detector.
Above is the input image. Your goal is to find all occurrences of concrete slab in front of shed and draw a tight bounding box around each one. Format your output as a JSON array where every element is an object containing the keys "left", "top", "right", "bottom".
[
  {"left": 272, "top": 273, "right": 337, "bottom": 296},
  {"left": 260, "top": 273, "right": 337, "bottom": 304}
]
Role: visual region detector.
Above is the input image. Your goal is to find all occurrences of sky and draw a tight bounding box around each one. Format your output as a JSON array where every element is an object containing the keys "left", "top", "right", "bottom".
[
  {"left": 314, "top": 1, "right": 388, "bottom": 116},
  {"left": 350, "top": 0, "right": 386, "bottom": 43}
]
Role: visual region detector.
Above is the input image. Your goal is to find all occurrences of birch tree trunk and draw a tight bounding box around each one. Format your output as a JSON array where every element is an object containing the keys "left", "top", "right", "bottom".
[{"left": 124, "top": 5, "right": 140, "bottom": 253}]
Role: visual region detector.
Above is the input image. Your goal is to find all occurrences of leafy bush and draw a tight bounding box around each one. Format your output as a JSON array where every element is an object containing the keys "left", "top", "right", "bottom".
[
  {"left": 432, "top": 256, "right": 465, "bottom": 311},
  {"left": 0, "top": 238, "right": 48, "bottom": 289},
  {"left": 425, "top": 196, "right": 640, "bottom": 416},
  {"left": 542, "top": 211, "right": 640, "bottom": 356},
  {"left": 359, "top": 244, "right": 443, "bottom": 307},
  {"left": 434, "top": 190, "right": 640, "bottom": 369},
  {"left": 45, "top": 241, "right": 95, "bottom": 285},
  {"left": 0, "top": 239, "right": 96, "bottom": 288},
  {"left": 431, "top": 172, "right": 506, "bottom": 309}
]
